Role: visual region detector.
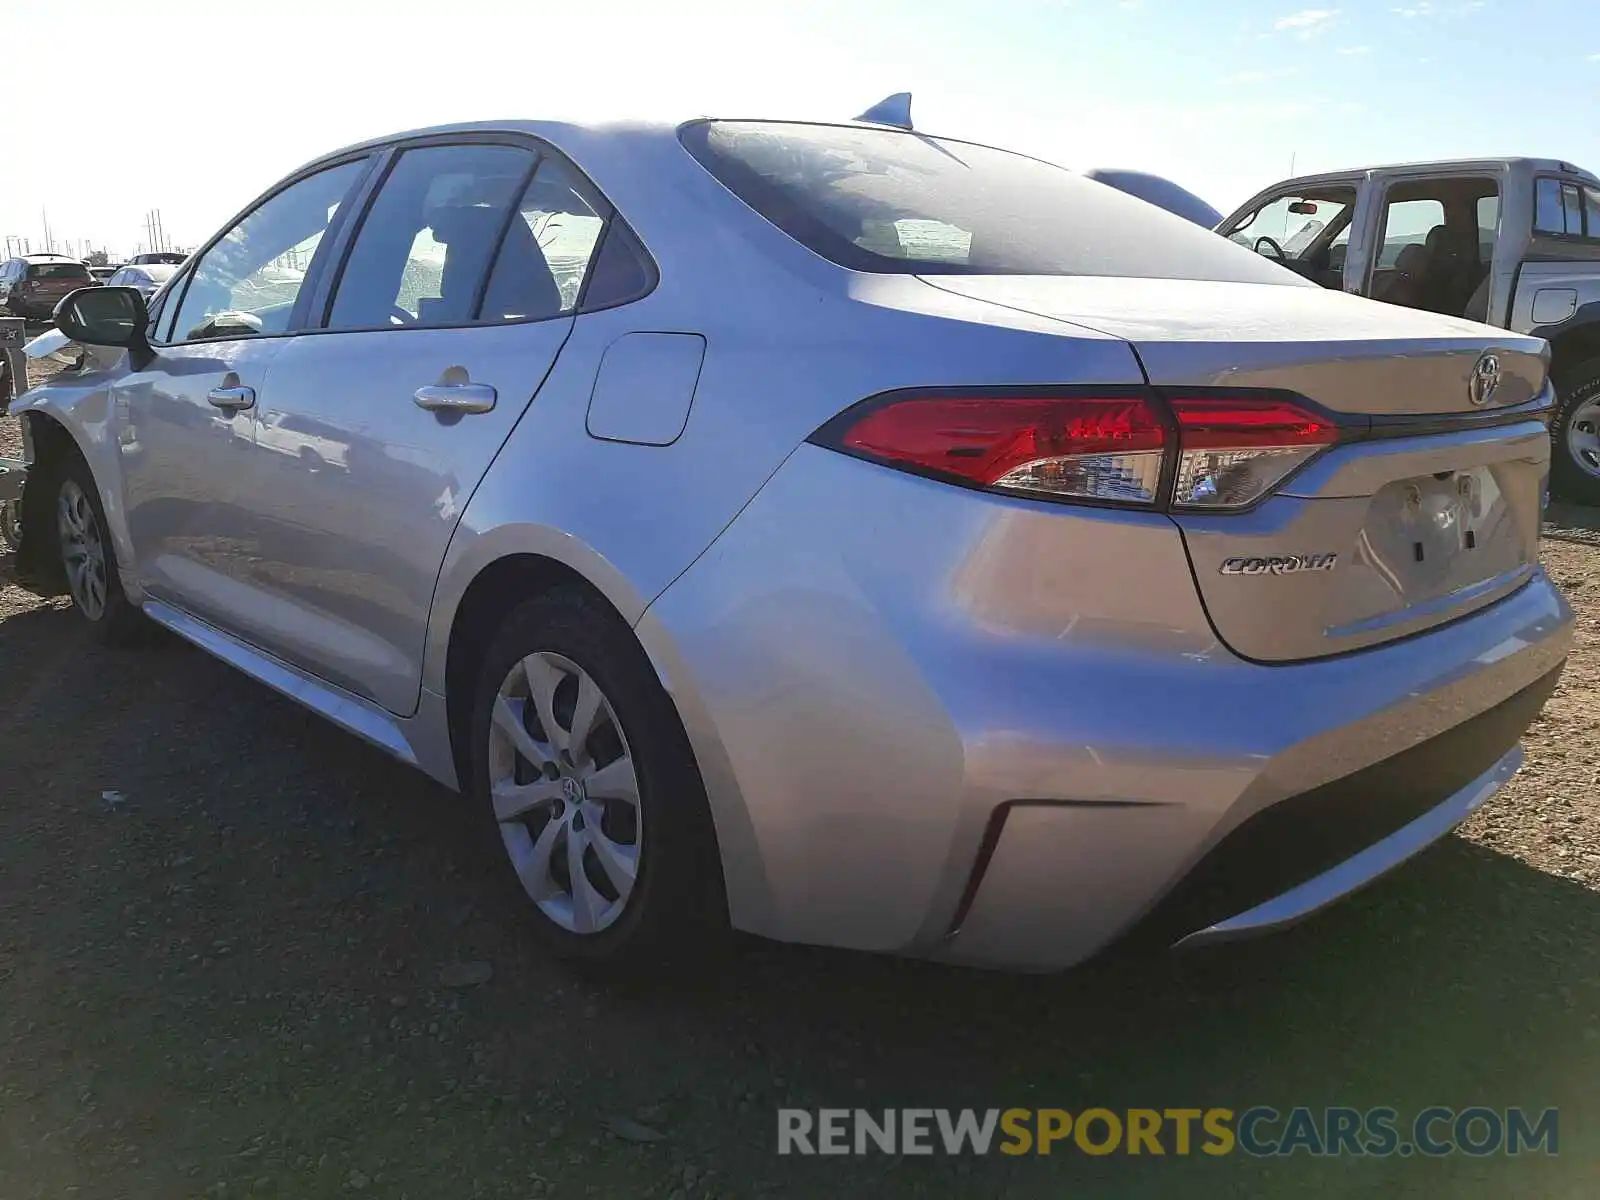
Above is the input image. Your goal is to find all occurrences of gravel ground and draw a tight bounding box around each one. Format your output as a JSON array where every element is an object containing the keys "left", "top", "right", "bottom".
[{"left": 2, "top": 377, "right": 1598, "bottom": 1197}]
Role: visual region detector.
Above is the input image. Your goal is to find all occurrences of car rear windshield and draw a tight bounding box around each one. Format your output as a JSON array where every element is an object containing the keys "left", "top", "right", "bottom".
[
  {"left": 26, "top": 263, "right": 90, "bottom": 280},
  {"left": 679, "top": 120, "right": 1303, "bottom": 284}
]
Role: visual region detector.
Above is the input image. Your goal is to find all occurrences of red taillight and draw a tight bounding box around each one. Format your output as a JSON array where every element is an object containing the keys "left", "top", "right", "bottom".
[
  {"left": 825, "top": 393, "right": 1169, "bottom": 505},
  {"left": 813, "top": 389, "right": 1339, "bottom": 511},
  {"left": 1168, "top": 397, "right": 1336, "bottom": 509}
]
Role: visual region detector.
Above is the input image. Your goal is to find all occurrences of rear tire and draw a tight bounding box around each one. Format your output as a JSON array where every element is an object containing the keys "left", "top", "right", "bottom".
[
  {"left": 468, "top": 586, "right": 727, "bottom": 972},
  {"left": 52, "top": 452, "right": 144, "bottom": 644},
  {"left": 1552, "top": 358, "right": 1600, "bottom": 506}
]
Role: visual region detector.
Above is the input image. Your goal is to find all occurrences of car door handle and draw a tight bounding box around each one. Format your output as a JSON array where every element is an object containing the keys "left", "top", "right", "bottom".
[
  {"left": 206, "top": 384, "right": 256, "bottom": 412},
  {"left": 413, "top": 382, "right": 497, "bottom": 415}
]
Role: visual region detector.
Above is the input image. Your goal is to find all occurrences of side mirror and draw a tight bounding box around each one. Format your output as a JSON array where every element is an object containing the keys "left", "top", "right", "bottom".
[
  {"left": 54, "top": 285, "right": 153, "bottom": 370},
  {"left": 55, "top": 285, "right": 147, "bottom": 348}
]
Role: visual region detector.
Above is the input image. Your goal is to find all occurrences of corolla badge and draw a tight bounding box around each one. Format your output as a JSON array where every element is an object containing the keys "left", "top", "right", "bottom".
[
  {"left": 1220, "top": 553, "right": 1338, "bottom": 576},
  {"left": 1468, "top": 352, "right": 1502, "bottom": 408}
]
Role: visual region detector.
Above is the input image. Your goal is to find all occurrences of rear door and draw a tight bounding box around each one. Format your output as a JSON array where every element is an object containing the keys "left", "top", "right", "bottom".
[{"left": 236, "top": 138, "right": 612, "bottom": 714}]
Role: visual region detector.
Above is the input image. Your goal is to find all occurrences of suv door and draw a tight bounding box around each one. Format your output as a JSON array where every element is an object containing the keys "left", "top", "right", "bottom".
[
  {"left": 236, "top": 139, "right": 615, "bottom": 714},
  {"left": 115, "top": 157, "right": 370, "bottom": 631},
  {"left": 1220, "top": 183, "right": 1359, "bottom": 288}
]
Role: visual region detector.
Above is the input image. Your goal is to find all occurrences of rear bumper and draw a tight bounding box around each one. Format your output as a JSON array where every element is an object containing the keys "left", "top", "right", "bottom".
[
  {"left": 1176, "top": 746, "right": 1522, "bottom": 946},
  {"left": 948, "top": 663, "right": 1559, "bottom": 969},
  {"left": 641, "top": 446, "right": 1574, "bottom": 971}
]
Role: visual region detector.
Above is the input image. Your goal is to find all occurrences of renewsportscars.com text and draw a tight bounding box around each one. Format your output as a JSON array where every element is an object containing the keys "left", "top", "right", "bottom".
[{"left": 777, "top": 1106, "right": 1559, "bottom": 1158}]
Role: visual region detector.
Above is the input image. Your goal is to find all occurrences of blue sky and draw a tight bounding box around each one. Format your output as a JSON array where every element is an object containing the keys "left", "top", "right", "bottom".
[{"left": 4, "top": 0, "right": 1598, "bottom": 256}]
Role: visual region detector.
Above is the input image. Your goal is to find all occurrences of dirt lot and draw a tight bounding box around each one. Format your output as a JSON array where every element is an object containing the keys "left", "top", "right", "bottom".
[{"left": 2, "top": 381, "right": 1599, "bottom": 1197}]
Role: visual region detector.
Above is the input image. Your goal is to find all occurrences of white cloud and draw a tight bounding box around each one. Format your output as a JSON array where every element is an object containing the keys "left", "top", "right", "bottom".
[
  {"left": 1337, "top": 44, "right": 1371, "bottom": 55},
  {"left": 1274, "top": 8, "right": 1339, "bottom": 37},
  {"left": 1227, "top": 67, "right": 1299, "bottom": 84},
  {"left": 1394, "top": 1, "right": 1485, "bottom": 16}
]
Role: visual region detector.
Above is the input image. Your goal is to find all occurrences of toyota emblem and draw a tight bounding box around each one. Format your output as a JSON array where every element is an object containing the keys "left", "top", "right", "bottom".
[{"left": 1469, "top": 352, "right": 1502, "bottom": 407}]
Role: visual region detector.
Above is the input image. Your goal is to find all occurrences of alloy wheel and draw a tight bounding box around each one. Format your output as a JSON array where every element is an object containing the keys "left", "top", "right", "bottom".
[
  {"left": 57, "top": 478, "right": 108, "bottom": 621},
  {"left": 487, "top": 651, "right": 642, "bottom": 934},
  {"left": 1567, "top": 394, "right": 1600, "bottom": 479}
]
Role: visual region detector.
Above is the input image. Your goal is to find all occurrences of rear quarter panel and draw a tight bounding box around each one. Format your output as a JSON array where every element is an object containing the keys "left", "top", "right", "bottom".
[
  {"left": 421, "top": 127, "right": 1144, "bottom": 695},
  {"left": 1510, "top": 260, "right": 1600, "bottom": 341}
]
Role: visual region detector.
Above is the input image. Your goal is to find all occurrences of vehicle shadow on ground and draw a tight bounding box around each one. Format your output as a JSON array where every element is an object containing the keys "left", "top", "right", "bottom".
[
  {"left": 1544, "top": 499, "right": 1600, "bottom": 544},
  {"left": 2, "top": 585, "right": 1597, "bottom": 1198}
]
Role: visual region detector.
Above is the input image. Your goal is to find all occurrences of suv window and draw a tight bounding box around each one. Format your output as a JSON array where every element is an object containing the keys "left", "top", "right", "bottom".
[
  {"left": 1476, "top": 195, "right": 1500, "bottom": 260},
  {"left": 1534, "top": 177, "right": 1600, "bottom": 238},
  {"left": 478, "top": 155, "right": 606, "bottom": 322},
  {"left": 327, "top": 143, "right": 536, "bottom": 330},
  {"left": 26, "top": 262, "right": 91, "bottom": 281},
  {"left": 681, "top": 120, "right": 1302, "bottom": 284},
  {"left": 1227, "top": 191, "right": 1354, "bottom": 257},
  {"left": 1377, "top": 199, "right": 1445, "bottom": 268},
  {"left": 168, "top": 159, "right": 366, "bottom": 344}
]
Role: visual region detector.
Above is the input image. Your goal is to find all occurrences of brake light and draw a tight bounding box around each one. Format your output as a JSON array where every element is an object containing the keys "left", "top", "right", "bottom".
[
  {"left": 820, "top": 393, "right": 1168, "bottom": 504},
  {"left": 812, "top": 389, "right": 1339, "bottom": 511},
  {"left": 1168, "top": 397, "right": 1337, "bottom": 509}
]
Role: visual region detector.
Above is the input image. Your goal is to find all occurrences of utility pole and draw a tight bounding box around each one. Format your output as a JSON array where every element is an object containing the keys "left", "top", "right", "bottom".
[{"left": 41, "top": 209, "right": 53, "bottom": 254}]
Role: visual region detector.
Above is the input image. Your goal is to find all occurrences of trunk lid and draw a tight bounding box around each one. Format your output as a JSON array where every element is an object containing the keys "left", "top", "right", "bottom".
[{"left": 922, "top": 275, "right": 1552, "bottom": 662}]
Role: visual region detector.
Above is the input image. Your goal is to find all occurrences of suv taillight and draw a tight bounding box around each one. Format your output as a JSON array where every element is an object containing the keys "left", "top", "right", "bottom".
[{"left": 810, "top": 388, "right": 1338, "bottom": 511}]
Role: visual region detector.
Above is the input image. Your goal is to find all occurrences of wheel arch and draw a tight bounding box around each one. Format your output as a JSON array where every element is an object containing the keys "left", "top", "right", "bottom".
[
  {"left": 440, "top": 550, "right": 625, "bottom": 787},
  {"left": 1537, "top": 311, "right": 1600, "bottom": 385},
  {"left": 13, "top": 408, "right": 89, "bottom": 584},
  {"left": 433, "top": 539, "right": 768, "bottom": 932}
]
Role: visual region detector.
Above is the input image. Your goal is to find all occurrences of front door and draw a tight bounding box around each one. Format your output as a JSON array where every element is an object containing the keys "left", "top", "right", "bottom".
[
  {"left": 238, "top": 142, "right": 609, "bottom": 714},
  {"left": 118, "top": 158, "right": 370, "bottom": 631},
  {"left": 1220, "top": 184, "right": 1359, "bottom": 289}
]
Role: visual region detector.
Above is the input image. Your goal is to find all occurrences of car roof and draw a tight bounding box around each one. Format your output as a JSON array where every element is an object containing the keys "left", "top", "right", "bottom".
[
  {"left": 18, "top": 252, "right": 84, "bottom": 263},
  {"left": 295, "top": 117, "right": 683, "bottom": 173},
  {"left": 1271, "top": 157, "right": 1600, "bottom": 188}
]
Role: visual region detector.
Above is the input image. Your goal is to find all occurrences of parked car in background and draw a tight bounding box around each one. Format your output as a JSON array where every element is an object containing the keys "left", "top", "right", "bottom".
[
  {"left": 89, "top": 266, "right": 118, "bottom": 284},
  {"left": 1220, "top": 157, "right": 1600, "bottom": 503},
  {"left": 105, "top": 262, "right": 178, "bottom": 300},
  {"left": 1083, "top": 168, "right": 1223, "bottom": 228},
  {"left": 10, "top": 115, "right": 1572, "bottom": 974},
  {"left": 0, "top": 254, "right": 93, "bottom": 321},
  {"left": 126, "top": 251, "right": 188, "bottom": 267}
]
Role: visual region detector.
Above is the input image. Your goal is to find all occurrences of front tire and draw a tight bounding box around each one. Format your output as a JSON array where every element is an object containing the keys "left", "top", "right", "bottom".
[
  {"left": 53, "top": 453, "right": 143, "bottom": 643},
  {"left": 1552, "top": 358, "right": 1600, "bottom": 506},
  {"left": 468, "top": 587, "right": 727, "bottom": 970}
]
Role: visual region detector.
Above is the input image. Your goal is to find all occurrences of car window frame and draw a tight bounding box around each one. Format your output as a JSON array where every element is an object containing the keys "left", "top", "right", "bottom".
[
  {"left": 305, "top": 130, "right": 657, "bottom": 338},
  {"left": 154, "top": 151, "right": 381, "bottom": 349}
]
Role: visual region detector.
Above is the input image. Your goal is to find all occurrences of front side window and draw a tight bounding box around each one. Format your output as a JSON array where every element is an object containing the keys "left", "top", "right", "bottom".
[
  {"left": 1227, "top": 191, "right": 1355, "bottom": 262},
  {"left": 326, "top": 143, "right": 536, "bottom": 330},
  {"left": 681, "top": 120, "right": 1304, "bottom": 284},
  {"left": 169, "top": 158, "right": 366, "bottom": 343}
]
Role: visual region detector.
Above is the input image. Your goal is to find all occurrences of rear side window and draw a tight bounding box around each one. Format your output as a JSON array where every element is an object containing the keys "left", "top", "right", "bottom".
[
  {"left": 1534, "top": 176, "right": 1600, "bottom": 239},
  {"left": 478, "top": 155, "right": 605, "bottom": 322},
  {"left": 680, "top": 120, "right": 1304, "bottom": 284},
  {"left": 327, "top": 143, "right": 537, "bottom": 330},
  {"left": 27, "top": 263, "right": 90, "bottom": 281}
]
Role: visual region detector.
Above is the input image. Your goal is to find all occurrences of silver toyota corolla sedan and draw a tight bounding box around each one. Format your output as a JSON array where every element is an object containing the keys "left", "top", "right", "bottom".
[{"left": 12, "top": 116, "right": 1573, "bottom": 972}]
